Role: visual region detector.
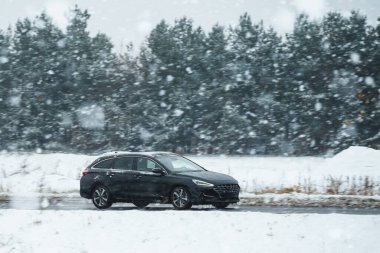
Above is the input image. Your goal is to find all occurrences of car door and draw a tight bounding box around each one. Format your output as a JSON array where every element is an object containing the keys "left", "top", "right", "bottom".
[
  {"left": 133, "top": 157, "right": 167, "bottom": 199},
  {"left": 91, "top": 157, "right": 115, "bottom": 190},
  {"left": 108, "top": 156, "right": 136, "bottom": 199}
]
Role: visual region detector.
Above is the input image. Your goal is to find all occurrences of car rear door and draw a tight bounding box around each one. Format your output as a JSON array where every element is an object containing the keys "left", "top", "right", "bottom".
[
  {"left": 90, "top": 158, "right": 115, "bottom": 191},
  {"left": 85, "top": 158, "right": 115, "bottom": 199},
  {"left": 108, "top": 156, "right": 136, "bottom": 199}
]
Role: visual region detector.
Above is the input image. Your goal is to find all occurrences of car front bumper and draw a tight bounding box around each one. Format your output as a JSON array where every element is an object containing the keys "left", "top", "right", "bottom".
[{"left": 189, "top": 185, "right": 240, "bottom": 204}]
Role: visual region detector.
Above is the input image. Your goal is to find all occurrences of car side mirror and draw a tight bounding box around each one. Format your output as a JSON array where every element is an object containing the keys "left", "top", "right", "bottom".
[{"left": 152, "top": 168, "right": 164, "bottom": 175}]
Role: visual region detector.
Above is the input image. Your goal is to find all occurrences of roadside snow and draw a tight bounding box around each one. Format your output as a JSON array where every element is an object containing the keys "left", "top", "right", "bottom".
[
  {"left": 190, "top": 146, "right": 380, "bottom": 195},
  {"left": 0, "top": 153, "right": 93, "bottom": 196},
  {"left": 0, "top": 146, "right": 379, "bottom": 197},
  {"left": 0, "top": 209, "right": 379, "bottom": 253}
]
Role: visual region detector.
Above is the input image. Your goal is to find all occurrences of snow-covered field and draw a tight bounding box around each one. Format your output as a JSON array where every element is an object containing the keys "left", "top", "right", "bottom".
[
  {"left": 1, "top": 147, "right": 380, "bottom": 252},
  {"left": 0, "top": 146, "right": 380, "bottom": 198},
  {"left": 0, "top": 209, "right": 379, "bottom": 253},
  {"left": 192, "top": 146, "right": 380, "bottom": 195}
]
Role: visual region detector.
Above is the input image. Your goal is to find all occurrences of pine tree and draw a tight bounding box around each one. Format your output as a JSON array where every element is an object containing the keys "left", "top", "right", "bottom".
[
  {"left": 197, "top": 24, "right": 232, "bottom": 153},
  {"left": 141, "top": 18, "right": 207, "bottom": 152},
  {"left": 284, "top": 14, "right": 326, "bottom": 154},
  {"left": 1, "top": 8, "right": 379, "bottom": 154},
  {"left": 0, "top": 29, "right": 12, "bottom": 148},
  {"left": 63, "top": 7, "right": 114, "bottom": 151}
]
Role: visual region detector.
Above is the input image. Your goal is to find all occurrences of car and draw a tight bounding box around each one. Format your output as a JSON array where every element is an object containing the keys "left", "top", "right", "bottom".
[{"left": 80, "top": 151, "right": 240, "bottom": 210}]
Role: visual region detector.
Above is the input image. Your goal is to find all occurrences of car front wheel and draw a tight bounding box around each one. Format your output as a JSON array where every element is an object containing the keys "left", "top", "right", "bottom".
[
  {"left": 92, "top": 185, "right": 112, "bottom": 209},
  {"left": 171, "top": 187, "right": 192, "bottom": 210}
]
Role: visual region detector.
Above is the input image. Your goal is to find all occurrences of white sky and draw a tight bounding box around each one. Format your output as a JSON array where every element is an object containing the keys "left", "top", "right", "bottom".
[{"left": 0, "top": 0, "right": 379, "bottom": 52}]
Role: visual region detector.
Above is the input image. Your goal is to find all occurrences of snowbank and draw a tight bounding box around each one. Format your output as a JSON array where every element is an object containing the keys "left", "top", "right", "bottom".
[
  {"left": 322, "top": 146, "right": 380, "bottom": 174},
  {"left": 0, "top": 209, "right": 379, "bottom": 253}
]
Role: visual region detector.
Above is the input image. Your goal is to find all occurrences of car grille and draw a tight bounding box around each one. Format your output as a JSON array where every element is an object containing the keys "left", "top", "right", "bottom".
[{"left": 213, "top": 184, "right": 240, "bottom": 194}]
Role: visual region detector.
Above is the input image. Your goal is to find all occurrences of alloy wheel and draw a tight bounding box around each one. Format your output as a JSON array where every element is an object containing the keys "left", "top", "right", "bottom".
[
  {"left": 172, "top": 187, "right": 192, "bottom": 210},
  {"left": 92, "top": 185, "right": 112, "bottom": 209}
]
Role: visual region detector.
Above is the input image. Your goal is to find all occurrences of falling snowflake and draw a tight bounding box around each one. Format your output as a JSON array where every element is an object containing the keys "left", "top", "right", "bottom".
[
  {"left": 315, "top": 101, "right": 322, "bottom": 111},
  {"left": 186, "top": 67, "right": 193, "bottom": 74},
  {"left": 173, "top": 109, "right": 184, "bottom": 117},
  {"left": 0, "top": 56, "right": 9, "bottom": 64},
  {"left": 76, "top": 105, "right": 105, "bottom": 129},
  {"left": 350, "top": 52, "right": 361, "bottom": 64},
  {"left": 166, "top": 75, "right": 174, "bottom": 82}
]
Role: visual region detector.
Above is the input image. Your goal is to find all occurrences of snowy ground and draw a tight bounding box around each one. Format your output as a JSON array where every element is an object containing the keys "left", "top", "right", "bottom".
[
  {"left": 1, "top": 147, "right": 380, "bottom": 252},
  {"left": 0, "top": 209, "right": 379, "bottom": 253},
  {"left": 0, "top": 146, "right": 379, "bottom": 198}
]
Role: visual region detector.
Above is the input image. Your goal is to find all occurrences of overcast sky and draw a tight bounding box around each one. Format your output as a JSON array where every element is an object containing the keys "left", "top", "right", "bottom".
[{"left": 1, "top": 0, "right": 379, "bottom": 51}]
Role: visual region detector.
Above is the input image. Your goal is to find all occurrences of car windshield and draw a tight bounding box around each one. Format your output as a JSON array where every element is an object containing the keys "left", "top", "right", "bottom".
[{"left": 154, "top": 155, "right": 205, "bottom": 173}]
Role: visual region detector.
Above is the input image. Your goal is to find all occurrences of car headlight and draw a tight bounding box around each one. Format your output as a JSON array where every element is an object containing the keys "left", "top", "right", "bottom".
[{"left": 192, "top": 179, "right": 214, "bottom": 187}]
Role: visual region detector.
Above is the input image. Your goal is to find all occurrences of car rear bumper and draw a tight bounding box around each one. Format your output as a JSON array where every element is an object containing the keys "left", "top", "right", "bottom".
[
  {"left": 79, "top": 177, "right": 92, "bottom": 199},
  {"left": 80, "top": 188, "right": 92, "bottom": 199}
]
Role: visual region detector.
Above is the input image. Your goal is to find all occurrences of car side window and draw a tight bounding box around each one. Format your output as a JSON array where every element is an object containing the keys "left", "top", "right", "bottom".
[
  {"left": 93, "top": 158, "right": 114, "bottom": 169},
  {"left": 136, "top": 157, "right": 161, "bottom": 172},
  {"left": 114, "top": 157, "right": 134, "bottom": 171}
]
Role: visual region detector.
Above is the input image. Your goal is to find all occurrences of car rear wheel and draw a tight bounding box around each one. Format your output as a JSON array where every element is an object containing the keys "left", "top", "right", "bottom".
[
  {"left": 171, "top": 187, "right": 192, "bottom": 210},
  {"left": 212, "top": 203, "right": 229, "bottom": 209},
  {"left": 92, "top": 185, "right": 112, "bottom": 209},
  {"left": 132, "top": 200, "right": 150, "bottom": 208}
]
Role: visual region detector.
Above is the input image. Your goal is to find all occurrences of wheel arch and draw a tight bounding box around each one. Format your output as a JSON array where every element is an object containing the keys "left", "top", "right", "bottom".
[{"left": 90, "top": 182, "right": 103, "bottom": 195}]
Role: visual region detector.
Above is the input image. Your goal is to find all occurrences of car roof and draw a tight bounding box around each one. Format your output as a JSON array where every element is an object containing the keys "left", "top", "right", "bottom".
[{"left": 99, "top": 151, "right": 177, "bottom": 159}]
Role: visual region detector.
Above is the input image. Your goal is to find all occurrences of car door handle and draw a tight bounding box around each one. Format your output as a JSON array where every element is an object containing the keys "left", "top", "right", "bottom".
[
  {"left": 106, "top": 171, "right": 115, "bottom": 177},
  {"left": 134, "top": 175, "right": 142, "bottom": 179}
]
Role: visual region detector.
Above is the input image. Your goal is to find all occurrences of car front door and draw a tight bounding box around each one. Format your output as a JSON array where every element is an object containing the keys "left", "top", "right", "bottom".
[{"left": 133, "top": 157, "right": 167, "bottom": 199}]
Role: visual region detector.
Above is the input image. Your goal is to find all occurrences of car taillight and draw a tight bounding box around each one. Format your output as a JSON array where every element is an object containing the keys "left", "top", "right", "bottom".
[{"left": 82, "top": 167, "right": 90, "bottom": 176}]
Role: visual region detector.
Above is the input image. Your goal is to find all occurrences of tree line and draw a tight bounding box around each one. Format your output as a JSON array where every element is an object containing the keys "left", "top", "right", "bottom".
[{"left": 0, "top": 7, "right": 379, "bottom": 155}]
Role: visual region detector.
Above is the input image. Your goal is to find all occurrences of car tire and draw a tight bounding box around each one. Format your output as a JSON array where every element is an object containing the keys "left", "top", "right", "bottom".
[
  {"left": 132, "top": 200, "right": 150, "bottom": 208},
  {"left": 171, "top": 186, "right": 192, "bottom": 210},
  {"left": 212, "top": 203, "right": 229, "bottom": 209},
  {"left": 92, "top": 185, "right": 112, "bottom": 209}
]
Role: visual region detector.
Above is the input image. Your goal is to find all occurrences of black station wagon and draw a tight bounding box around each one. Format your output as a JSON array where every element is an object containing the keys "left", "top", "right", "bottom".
[{"left": 80, "top": 152, "right": 240, "bottom": 210}]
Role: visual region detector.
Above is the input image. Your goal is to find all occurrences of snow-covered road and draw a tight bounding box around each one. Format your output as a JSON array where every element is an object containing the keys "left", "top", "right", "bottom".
[
  {"left": 1, "top": 209, "right": 379, "bottom": 253},
  {"left": 2, "top": 198, "right": 380, "bottom": 215}
]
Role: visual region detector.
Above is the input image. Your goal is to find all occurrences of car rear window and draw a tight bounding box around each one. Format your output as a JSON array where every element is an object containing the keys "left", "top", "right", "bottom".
[{"left": 93, "top": 158, "right": 114, "bottom": 169}]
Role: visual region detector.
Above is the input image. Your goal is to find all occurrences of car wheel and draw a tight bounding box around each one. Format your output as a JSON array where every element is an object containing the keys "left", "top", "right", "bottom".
[
  {"left": 92, "top": 185, "right": 112, "bottom": 209},
  {"left": 171, "top": 186, "right": 192, "bottom": 210},
  {"left": 213, "top": 203, "right": 229, "bottom": 209},
  {"left": 132, "top": 200, "right": 150, "bottom": 208}
]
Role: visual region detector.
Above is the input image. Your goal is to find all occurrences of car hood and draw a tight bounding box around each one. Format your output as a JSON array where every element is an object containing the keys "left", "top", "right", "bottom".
[{"left": 174, "top": 170, "right": 238, "bottom": 185}]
